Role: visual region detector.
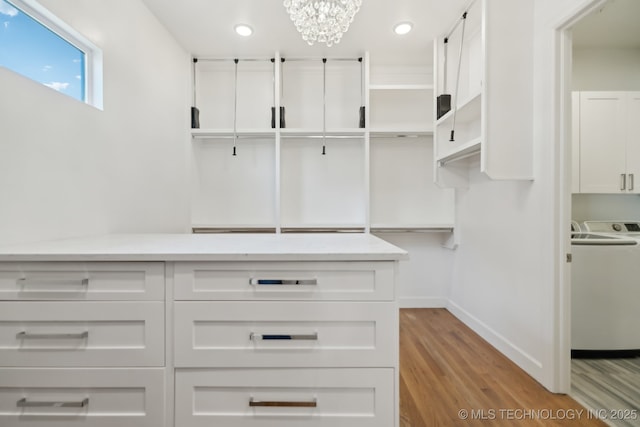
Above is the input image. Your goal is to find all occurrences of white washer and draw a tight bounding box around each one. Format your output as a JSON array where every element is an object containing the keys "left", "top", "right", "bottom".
[{"left": 571, "top": 221, "right": 640, "bottom": 356}]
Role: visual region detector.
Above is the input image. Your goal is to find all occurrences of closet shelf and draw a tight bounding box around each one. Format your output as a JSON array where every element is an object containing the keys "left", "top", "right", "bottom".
[
  {"left": 369, "top": 83, "right": 434, "bottom": 91},
  {"left": 370, "top": 127, "right": 433, "bottom": 137},
  {"left": 191, "top": 129, "right": 276, "bottom": 139},
  {"left": 192, "top": 225, "right": 277, "bottom": 234},
  {"left": 280, "top": 223, "right": 366, "bottom": 233},
  {"left": 370, "top": 224, "right": 454, "bottom": 233},
  {"left": 435, "top": 92, "right": 482, "bottom": 125},
  {"left": 279, "top": 128, "right": 366, "bottom": 138},
  {"left": 436, "top": 138, "right": 482, "bottom": 166}
]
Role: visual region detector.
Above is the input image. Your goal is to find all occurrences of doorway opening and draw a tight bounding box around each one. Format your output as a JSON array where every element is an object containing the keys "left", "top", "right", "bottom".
[{"left": 557, "top": 0, "right": 640, "bottom": 417}]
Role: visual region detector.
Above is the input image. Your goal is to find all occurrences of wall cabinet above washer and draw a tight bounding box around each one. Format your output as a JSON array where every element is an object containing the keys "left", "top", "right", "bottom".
[{"left": 574, "top": 91, "right": 640, "bottom": 194}]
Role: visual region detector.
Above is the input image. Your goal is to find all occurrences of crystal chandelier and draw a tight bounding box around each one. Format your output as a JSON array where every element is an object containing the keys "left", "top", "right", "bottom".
[{"left": 283, "top": 0, "right": 362, "bottom": 47}]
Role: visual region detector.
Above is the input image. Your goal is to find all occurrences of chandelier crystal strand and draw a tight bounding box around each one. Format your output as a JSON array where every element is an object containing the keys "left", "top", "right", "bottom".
[{"left": 283, "top": 0, "right": 362, "bottom": 47}]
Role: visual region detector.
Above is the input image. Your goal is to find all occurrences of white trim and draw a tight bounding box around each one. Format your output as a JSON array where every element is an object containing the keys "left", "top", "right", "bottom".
[
  {"left": 550, "top": 0, "right": 608, "bottom": 394},
  {"left": 399, "top": 297, "right": 447, "bottom": 308},
  {"left": 7, "top": 0, "right": 103, "bottom": 109},
  {"left": 447, "top": 301, "right": 543, "bottom": 376}
]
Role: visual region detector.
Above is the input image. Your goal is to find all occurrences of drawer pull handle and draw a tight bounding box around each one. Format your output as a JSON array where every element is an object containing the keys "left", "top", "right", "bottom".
[
  {"left": 630, "top": 174, "right": 635, "bottom": 191},
  {"left": 17, "top": 278, "right": 89, "bottom": 288},
  {"left": 250, "top": 332, "right": 318, "bottom": 341},
  {"left": 17, "top": 331, "right": 89, "bottom": 340},
  {"left": 250, "top": 279, "right": 317, "bottom": 286},
  {"left": 17, "top": 397, "right": 89, "bottom": 408},
  {"left": 249, "top": 398, "right": 317, "bottom": 408}
]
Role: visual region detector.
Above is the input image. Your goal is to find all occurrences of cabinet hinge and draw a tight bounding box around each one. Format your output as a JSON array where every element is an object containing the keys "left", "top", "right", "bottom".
[{"left": 566, "top": 253, "right": 572, "bottom": 263}]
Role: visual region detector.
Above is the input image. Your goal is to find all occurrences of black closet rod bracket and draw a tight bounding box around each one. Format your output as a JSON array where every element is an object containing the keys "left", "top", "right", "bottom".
[{"left": 443, "top": 0, "right": 474, "bottom": 40}]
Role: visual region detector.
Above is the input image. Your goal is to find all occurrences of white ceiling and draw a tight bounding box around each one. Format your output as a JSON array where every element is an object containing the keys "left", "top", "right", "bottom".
[
  {"left": 572, "top": 0, "right": 640, "bottom": 48},
  {"left": 141, "top": 0, "right": 467, "bottom": 65},
  {"left": 141, "top": 0, "right": 640, "bottom": 66}
]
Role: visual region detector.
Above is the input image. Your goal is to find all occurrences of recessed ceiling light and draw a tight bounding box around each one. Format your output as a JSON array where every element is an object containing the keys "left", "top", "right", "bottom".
[
  {"left": 235, "top": 24, "right": 253, "bottom": 37},
  {"left": 393, "top": 22, "right": 413, "bottom": 35}
]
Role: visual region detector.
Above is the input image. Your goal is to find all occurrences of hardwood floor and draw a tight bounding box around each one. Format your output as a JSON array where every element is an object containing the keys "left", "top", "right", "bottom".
[
  {"left": 572, "top": 358, "right": 640, "bottom": 427},
  {"left": 400, "top": 308, "right": 607, "bottom": 426}
]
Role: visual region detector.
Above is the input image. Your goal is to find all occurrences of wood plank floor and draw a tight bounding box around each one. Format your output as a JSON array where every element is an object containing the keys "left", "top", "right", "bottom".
[
  {"left": 400, "top": 308, "right": 607, "bottom": 426},
  {"left": 572, "top": 358, "right": 640, "bottom": 427}
]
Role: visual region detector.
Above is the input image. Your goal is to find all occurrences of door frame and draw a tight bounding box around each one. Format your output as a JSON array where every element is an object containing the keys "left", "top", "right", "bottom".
[{"left": 552, "top": 0, "right": 608, "bottom": 393}]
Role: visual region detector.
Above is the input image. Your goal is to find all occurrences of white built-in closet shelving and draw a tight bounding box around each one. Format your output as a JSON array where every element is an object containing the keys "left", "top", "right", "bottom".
[
  {"left": 433, "top": 0, "right": 534, "bottom": 187},
  {"left": 190, "top": 52, "right": 454, "bottom": 233}
]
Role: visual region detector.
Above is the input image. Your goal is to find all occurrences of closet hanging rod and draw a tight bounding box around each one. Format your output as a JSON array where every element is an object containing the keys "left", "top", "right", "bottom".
[
  {"left": 192, "top": 135, "right": 275, "bottom": 140},
  {"left": 443, "top": 0, "right": 477, "bottom": 40},
  {"left": 370, "top": 134, "right": 426, "bottom": 139},
  {"left": 194, "top": 57, "right": 272, "bottom": 62},
  {"left": 284, "top": 57, "right": 362, "bottom": 62},
  {"left": 280, "top": 135, "right": 364, "bottom": 140}
]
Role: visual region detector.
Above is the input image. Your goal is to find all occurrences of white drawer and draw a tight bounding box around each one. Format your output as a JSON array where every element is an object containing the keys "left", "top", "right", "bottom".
[
  {"left": 175, "top": 368, "right": 393, "bottom": 427},
  {"left": 0, "top": 262, "right": 164, "bottom": 300},
  {"left": 0, "top": 368, "right": 164, "bottom": 427},
  {"left": 174, "top": 301, "right": 396, "bottom": 368},
  {"left": 0, "top": 302, "right": 164, "bottom": 367},
  {"left": 173, "top": 261, "right": 395, "bottom": 301}
]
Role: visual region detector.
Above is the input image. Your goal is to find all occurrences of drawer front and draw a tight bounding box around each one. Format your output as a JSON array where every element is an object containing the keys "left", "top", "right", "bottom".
[
  {"left": 174, "top": 301, "right": 396, "bottom": 368},
  {"left": 0, "top": 302, "right": 164, "bottom": 367},
  {"left": 175, "top": 368, "right": 393, "bottom": 427},
  {"left": 174, "top": 261, "right": 395, "bottom": 301},
  {"left": 0, "top": 368, "right": 164, "bottom": 427},
  {"left": 0, "top": 262, "right": 164, "bottom": 301}
]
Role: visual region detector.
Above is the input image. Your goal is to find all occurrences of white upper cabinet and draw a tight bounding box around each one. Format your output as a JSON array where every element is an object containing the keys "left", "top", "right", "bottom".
[
  {"left": 626, "top": 93, "right": 640, "bottom": 194},
  {"left": 575, "top": 92, "right": 640, "bottom": 194},
  {"left": 433, "top": 0, "right": 534, "bottom": 187}
]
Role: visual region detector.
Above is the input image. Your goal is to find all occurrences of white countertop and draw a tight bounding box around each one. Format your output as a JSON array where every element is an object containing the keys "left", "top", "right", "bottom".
[{"left": 0, "top": 233, "right": 409, "bottom": 262}]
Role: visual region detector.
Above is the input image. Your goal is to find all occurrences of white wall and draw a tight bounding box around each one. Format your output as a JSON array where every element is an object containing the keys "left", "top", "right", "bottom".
[
  {"left": 573, "top": 194, "right": 640, "bottom": 221},
  {"left": 0, "top": 0, "right": 190, "bottom": 246},
  {"left": 447, "top": 158, "right": 550, "bottom": 385},
  {"left": 375, "top": 233, "right": 454, "bottom": 308},
  {"left": 573, "top": 48, "right": 640, "bottom": 90},
  {"left": 445, "top": 0, "right": 603, "bottom": 392}
]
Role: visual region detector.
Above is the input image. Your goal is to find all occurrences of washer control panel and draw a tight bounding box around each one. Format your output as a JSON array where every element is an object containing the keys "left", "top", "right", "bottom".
[{"left": 583, "top": 221, "right": 640, "bottom": 233}]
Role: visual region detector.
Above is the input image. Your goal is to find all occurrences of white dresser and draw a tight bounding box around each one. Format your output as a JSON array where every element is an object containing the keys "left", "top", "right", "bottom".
[{"left": 0, "top": 234, "right": 407, "bottom": 427}]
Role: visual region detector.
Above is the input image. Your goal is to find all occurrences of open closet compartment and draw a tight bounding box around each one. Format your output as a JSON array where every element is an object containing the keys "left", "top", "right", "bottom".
[
  {"left": 368, "top": 61, "right": 454, "bottom": 232},
  {"left": 189, "top": 51, "right": 456, "bottom": 234},
  {"left": 433, "top": 0, "right": 535, "bottom": 188},
  {"left": 190, "top": 57, "right": 277, "bottom": 232},
  {"left": 280, "top": 57, "right": 366, "bottom": 232}
]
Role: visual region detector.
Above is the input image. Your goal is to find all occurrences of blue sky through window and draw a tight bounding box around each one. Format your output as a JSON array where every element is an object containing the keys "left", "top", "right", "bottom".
[{"left": 0, "top": 0, "right": 85, "bottom": 101}]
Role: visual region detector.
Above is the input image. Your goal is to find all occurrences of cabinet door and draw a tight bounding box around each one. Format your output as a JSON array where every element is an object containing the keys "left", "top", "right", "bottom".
[
  {"left": 571, "top": 92, "right": 580, "bottom": 193},
  {"left": 579, "top": 92, "right": 627, "bottom": 193},
  {"left": 626, "top": 92, "right": 640, "bottom": 194}
]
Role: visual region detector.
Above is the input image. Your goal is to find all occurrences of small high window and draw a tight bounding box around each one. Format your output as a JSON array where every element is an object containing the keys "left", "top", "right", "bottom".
[{"left": 0, "top": 0, "right": 102, "bottom": 107}]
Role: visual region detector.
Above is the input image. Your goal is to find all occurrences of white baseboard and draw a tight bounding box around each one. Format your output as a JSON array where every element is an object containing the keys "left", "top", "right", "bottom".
[
  {"left": 399, "top": 297, "right": 448, "bottom": 308},
  {"left": 446, "top": 300, "right": 543, "bottom": 378}
]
